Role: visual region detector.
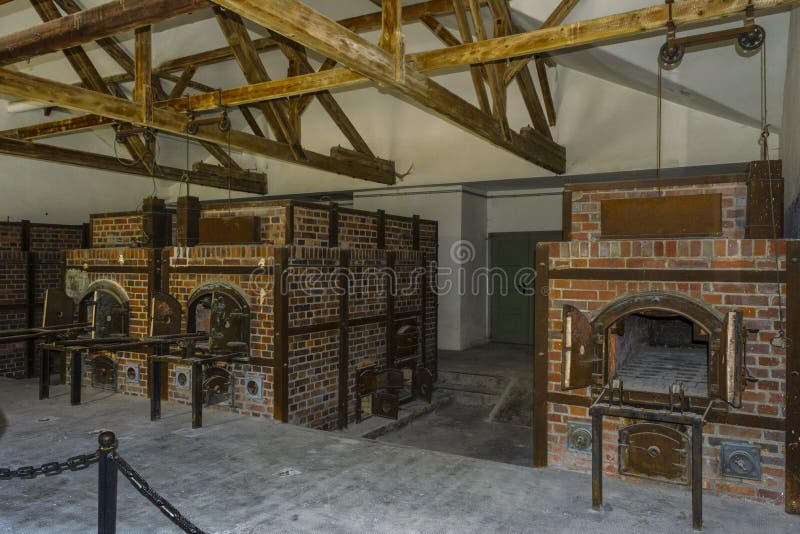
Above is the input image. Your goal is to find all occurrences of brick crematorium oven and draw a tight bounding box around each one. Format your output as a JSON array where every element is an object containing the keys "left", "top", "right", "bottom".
[
  {"left": 533, "top": 161, "right": 800, "bottom": 513},
  {"left": 61, "top": 197, "right": 438, "bottom": 430},
  {"left": 0, "top": 221, "right": 88, "bottom": 378}
]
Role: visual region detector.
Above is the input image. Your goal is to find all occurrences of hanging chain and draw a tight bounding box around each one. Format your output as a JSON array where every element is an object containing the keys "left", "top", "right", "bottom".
[
  {"left": 115, "top": 456, "right": 206, "bottom": 534},
  {"left": 0, "top": 452, "right": 98, "bottom": 480}
]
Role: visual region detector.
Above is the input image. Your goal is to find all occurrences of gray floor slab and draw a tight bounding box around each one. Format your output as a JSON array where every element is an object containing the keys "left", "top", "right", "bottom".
[{"left": 1, "top": 378, "right": 799, "bottom": 533}]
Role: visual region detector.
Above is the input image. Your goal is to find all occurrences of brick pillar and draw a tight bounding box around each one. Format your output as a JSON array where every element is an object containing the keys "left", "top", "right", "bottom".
[
  {"left": 176, "top": 196, "right": 201, "bottom": 247},
  {"left": 141, "top": 197, "right": 172, "bottom": 248}
]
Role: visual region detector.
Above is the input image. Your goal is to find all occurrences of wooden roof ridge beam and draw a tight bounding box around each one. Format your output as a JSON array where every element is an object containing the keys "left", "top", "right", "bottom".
[
  {"left": 0, "top": 67, "right": 395, "bottom": 184},
  {"left": 412, "top": 0, "right": 800, "bottom": 70},
  {"left": 214, "top": 6, "right": 305, "bottom": 160},
  {"left": 0, "top": 0, "right": 210, "bottom": 66},
  {"left": 0, "top": 136, "right": 267, "bottom": 194},
  {"left": 207, "top": 0, "right": 564, "bottom": 174}
]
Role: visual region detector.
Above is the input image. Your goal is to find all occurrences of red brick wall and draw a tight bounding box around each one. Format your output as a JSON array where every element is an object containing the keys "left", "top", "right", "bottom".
[
  {"left": 90, "top": 212, "right": 144, "bottom": 248},
  {"left": 568, "top": 181, "right": 748, "bottom": 241},
  {"left": 546, "top": 238, "right": 787, "bottom": 505}
]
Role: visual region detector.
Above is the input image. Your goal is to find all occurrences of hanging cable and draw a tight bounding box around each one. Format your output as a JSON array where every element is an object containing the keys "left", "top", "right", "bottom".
[
  {"left": 656, "top": 60, "right": 664, "bottom": 197},
  {"left": 758, "top": 41, "right": 787, "bottom": 348},
  {"left": 227, "top": 119, "right": 233, "bottom": 216}
]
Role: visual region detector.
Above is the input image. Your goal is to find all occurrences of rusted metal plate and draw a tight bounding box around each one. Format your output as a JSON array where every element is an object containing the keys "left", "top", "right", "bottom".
[
  {"left": 373, "top": 391, "right": 399, "bottom": 420},
  {"left": 619, "top": 423, "right": 690, "bottom": 485},
  {"left": 417, "top": 367, "right": 433, "bottom": 403},
  {"left": 601, "top": 194, "right": 722, "bottom": 238},
  {"left": 208, "top": 290, "right": 249, "bottom": 352},
  {"left": 149, "top": 291, "right": 182, "bottom": 337},
  {"left": 395, "top": 323, "right": 419, "bottom": 358},
  {"left": 198, "top": 215, "right": 260, "bottom": 244},
  {"left": 718, "top": 311, "right": 745, "bottom": 408},
  {"left": 745, "top": 160, "right": 783, "bottom": 239},
  {"left": 562, "top": 305, "right": 596, "bottom": 390},
  {"left": 42, "top": 288, "right": 74, "bottom": 328}
]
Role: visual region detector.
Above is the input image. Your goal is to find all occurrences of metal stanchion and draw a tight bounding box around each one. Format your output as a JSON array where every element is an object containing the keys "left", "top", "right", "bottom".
[{"left": 97, "top": 431, "right": 118, "bottom": 534}]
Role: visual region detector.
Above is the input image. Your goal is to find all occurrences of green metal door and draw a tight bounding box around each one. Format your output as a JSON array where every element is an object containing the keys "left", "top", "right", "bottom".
[{"left": 489, "top": 231, "right": 561, "bottom": 345}]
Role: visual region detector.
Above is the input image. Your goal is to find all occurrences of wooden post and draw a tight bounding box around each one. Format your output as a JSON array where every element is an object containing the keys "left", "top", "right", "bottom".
[
  {"left": 385, "top": 251, "right": 396, "bottom": 368},
  {"left": 412, "top": 214, "right": 420, "bottom": 251},
  {"left": 329, "top": 203, "right": 339, "bottom": 248},
  {"left": 337, "top": 249, "right": 350, "bottom": 429},
  {"left": 21, "top": 220, "right": 37, "bottom": 378},
  {"left": 562, "top": 190, "right": 572, "bottom": 241},
  {"left": 786, "top": 241, "right": 800, "bottom": 514},
  {"left": 533, "top": 242, "right": 550, "bottom": 467},
  {"left": 273, "top": 246, "right": 290, "bottom": 422},
  {"left": 377, "top": 210, "right": 386, "bottom": 249}
]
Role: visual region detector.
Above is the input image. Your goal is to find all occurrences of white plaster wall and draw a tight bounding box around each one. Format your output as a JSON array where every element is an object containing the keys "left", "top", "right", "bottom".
[
  {"left": 782, "top": 7, "right": 800, "bottom": 236},
  {"left": 352, "top": 186, "right": 464, "bottom": 350},
  {"left": 487, "top": 189, "right": 563, "bottom": 234},
  {"left": 460, "top": 189, "right": 488, "bottom": 347}
]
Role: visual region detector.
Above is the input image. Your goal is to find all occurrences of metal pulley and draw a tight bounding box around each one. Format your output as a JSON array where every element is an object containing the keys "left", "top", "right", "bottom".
[{"left": 659, "top": 0, "right": 765, "bottom": 69}]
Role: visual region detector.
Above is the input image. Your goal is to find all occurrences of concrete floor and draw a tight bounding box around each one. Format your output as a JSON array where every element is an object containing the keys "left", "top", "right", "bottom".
[
  {"left": 2, "top": 377, "right": 799, "bottom": 533},
  {"left": 376, "top": 343, "right": 533, "bottom": 466}
]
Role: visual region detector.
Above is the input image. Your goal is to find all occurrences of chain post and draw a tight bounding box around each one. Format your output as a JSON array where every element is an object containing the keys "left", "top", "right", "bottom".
[
  {"left": 70, "top": 350, "right": 82, "bottom": 406},
  {"left": 97, "top": 431, "right": 118, "bottom": 534}
]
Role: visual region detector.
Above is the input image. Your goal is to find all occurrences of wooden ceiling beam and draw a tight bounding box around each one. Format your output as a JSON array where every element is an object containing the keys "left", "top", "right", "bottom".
[
  {"left": 0, "top": 0, "right": 209, "bottom": 66},
  {"left": 0, "top": 136, "right": 267, "bottom": 194},
  {"left": 270, "top": 33, "right": 376, "bottom": 158},
  {"left": 214, "top": 6, "right": 304, "bottom": 160},
  {"left": 208, "top": 0, "right": 564, "bottom": 173},
  {"left": 8, "top": 0, "right": 794, "bottom": 150},
  {"left": 154, "top": 0, "right": 481, "bottom": 75},
  {"left": 0, "top": 67, "right": 396, "bottom": 184},
  {"left": 29, "top": 0, "right": 157, "bottom": 173},
  {"left": 448, "top": 0, "right": 491, "bottom": 115}
]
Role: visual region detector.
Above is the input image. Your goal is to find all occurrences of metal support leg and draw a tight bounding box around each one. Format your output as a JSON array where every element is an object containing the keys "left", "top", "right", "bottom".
[
  {"left": 97, "top": 431, "right": 118, "bottom": 534},
  {"left": 692, "top": 421, "right": 703, "bottom": 531},
  {"left": 39, "top": 348, "right": 50, "bottom": 400},
  {"left": 592, "top": 410, "right": 603, "bottom": 511},
  {"left": 191, "top": 361, "right": 202, "bottom": 429},
  {"left": 149, "top": 358, "right": 161, "bottom": 421},
  {"left": 70, "top": 350, "right": 82, "bottom": 406}
]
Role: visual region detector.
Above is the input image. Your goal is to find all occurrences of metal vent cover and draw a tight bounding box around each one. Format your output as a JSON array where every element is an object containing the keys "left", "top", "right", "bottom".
[
  {"left": 567, "top": 422, "right": 592, "bottom": 453},
  {"left": 720, "top": 441, "right": 761, "bottom": 480}
]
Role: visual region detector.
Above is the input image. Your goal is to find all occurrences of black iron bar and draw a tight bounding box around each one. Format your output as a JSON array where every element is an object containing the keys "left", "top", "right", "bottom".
[
  {"left": 191, "top": 361, "right": 202, "bottom": 429},
  {"left": 39, "top": 347, "right": 50, "bottom": 400},
  {"left": 149, "top": 356, "right": 161, "bottom": 422},
  {"left": 692, "top": 420, "right": 703, "bottom": 531},
  {"left": 591, "top": 409, "right": 603, "bottom": 511},
  {"left": 70, "top": 350, "right": 81, "bottom": 406}
]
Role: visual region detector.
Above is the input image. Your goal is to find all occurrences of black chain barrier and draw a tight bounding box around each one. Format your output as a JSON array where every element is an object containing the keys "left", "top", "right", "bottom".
[
  {"left": 2, "top": 431, "right": 206, "bottom": 534},
  {"left": 115, "top": 455, "right": 206, "bottom": 534},
  {"left": 0, "top": 452, "right": 98, "bottom": 480}
]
